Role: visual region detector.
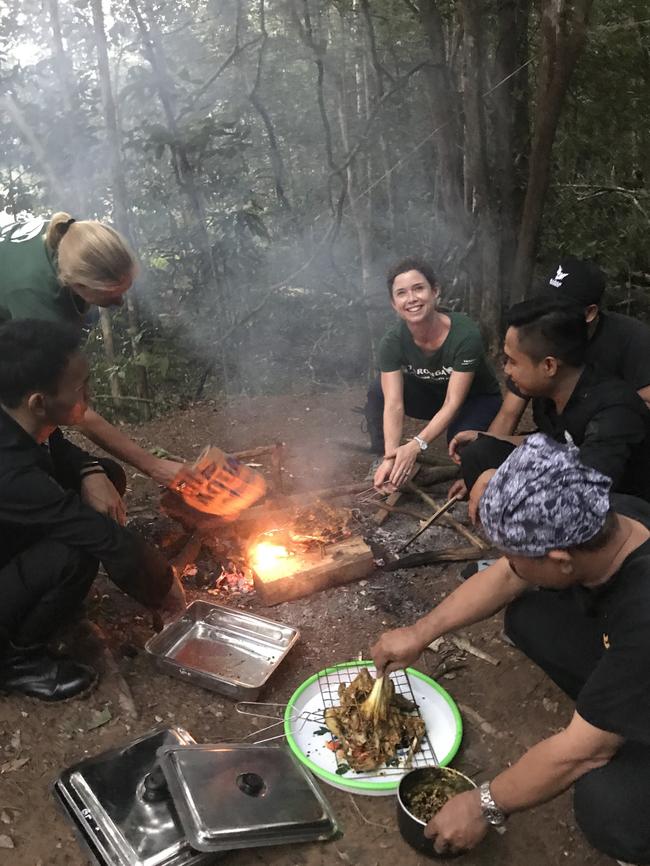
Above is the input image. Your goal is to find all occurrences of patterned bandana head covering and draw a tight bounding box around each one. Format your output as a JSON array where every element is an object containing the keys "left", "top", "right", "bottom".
[{"left": 479, "top": 433, "right": 612, "bottom": 556}]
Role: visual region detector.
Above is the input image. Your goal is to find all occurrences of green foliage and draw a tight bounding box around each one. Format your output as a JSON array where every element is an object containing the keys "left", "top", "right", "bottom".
[{"left": 1, "top": 0, "right": 648, "bottom": 420}]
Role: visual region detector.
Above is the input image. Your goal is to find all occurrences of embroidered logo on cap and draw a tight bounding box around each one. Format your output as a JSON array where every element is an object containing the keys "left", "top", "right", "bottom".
[{"left": 549, "top": 265, "right": 569, "bottom": 288}]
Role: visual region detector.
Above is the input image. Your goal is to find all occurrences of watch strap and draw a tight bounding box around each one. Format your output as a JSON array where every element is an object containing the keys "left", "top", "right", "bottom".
[{"left": 479, "top": 781, "right": 507, "bottom": 826}]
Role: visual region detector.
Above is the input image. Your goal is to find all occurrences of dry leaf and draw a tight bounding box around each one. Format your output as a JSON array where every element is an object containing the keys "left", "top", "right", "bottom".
[
  {"left": 10, "top": 731, "right": 20, "bottom": 751},
  {"left": 86, "top": 707, "right": 112, "bottom": 732},
  {"left": 0, "top": 834, "right": 14, "bottom": 849},
  {"left": 0, "top": 811, "right": 10, "bottom": 824},
  {"left": 0, "top": 757, "right": 29, "bottom": 774}
]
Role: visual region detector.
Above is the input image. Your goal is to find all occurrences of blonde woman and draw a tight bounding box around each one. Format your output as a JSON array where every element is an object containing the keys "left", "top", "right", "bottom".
[{"left": 0, "top": 214, "right": 185, "bottom": 518}]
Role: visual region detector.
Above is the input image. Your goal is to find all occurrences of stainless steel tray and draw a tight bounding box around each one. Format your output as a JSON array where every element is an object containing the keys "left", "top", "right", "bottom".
[{"left": 145, "top": 601, "right": 300, "bottom": 700}]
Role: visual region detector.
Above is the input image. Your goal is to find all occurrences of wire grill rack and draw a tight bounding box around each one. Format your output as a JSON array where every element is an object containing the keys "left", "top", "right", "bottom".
[{"left": 316, "top": 663, "right": 439, "bottom": 774}]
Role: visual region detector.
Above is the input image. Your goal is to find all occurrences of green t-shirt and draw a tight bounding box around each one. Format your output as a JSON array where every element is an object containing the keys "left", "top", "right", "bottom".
[
  {"left": 378, "top": 312, "right": 501, "bottom": 399},
  {"left": 0, "top": 217, "right": 87, "bottom": 326}
]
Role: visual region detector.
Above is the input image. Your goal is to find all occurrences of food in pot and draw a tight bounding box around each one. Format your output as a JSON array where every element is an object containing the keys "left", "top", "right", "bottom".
[
  {"left": 323, "top": 668, "right": 426, "bottom": 772},
  {"left": 405, "top": 771, "right": 475, "bottom": 822}
]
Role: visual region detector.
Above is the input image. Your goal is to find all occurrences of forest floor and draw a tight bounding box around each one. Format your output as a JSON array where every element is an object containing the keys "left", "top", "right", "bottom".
[{"left": 0, "top": 388, "right": 615, "bottom": 866}]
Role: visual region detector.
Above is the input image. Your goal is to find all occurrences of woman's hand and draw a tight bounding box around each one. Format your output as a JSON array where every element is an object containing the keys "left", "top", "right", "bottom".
[
  {"left": 373, "top": 457, "right": 396, "bottom": 491},
  {"left": 371, "top": 625, "right": 426, "bottom": 676},
  {"left": 150, "top": 458, "right": 188, "bottom": 488},
  {"left": 388, "top": 440, "right": 420, "bottom": 488},
  {"left": 424, "top": 789, "right": 488, "bottom": 855},
  {"left": 81, "top": 472, "right": 127, "bottom": 525},
  {"left": 448, "top": 429, "right": 480, "bottom": 464}
]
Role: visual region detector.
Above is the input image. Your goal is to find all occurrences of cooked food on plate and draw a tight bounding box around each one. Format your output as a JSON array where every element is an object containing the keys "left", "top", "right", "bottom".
[{"left": 323, "top": 668, "right": 426, "bottom": 772}]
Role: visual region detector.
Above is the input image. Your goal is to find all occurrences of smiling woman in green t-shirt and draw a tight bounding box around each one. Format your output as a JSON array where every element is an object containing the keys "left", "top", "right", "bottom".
[
  {"left": 370, "top": 257, "right": 502, "bottom": 491},
  {"left": 0, "top": 213, "right": 186, "bottom": 494}
]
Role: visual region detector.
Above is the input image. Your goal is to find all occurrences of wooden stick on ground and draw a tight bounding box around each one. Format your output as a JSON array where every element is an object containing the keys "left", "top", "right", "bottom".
[
  {"left": 405, "top": 481, "right": 488, "bottom": 550},
  {"left": 397, "top": 495, "right": 461, "bottom": 553}
]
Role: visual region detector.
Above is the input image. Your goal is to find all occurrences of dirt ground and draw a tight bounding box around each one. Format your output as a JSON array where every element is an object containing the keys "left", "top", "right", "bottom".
[{"left": 0, "top": 388, "right": 615, "bottom": 866}]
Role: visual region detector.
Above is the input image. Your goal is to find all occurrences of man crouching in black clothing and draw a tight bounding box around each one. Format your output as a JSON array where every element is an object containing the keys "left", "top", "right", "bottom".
[{"left": 0, "top": 319, "right": 185, "bottom": 701}]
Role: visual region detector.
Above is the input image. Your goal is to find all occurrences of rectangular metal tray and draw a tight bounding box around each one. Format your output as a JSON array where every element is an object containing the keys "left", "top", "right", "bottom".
[{"left": 145, "top": 600, "right": 300, "bottom": 700}]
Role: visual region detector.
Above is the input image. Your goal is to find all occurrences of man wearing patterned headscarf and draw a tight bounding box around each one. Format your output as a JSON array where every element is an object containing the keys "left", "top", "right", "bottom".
[{"left": 372, "top": 434, "right": 650, "bottom": 864}]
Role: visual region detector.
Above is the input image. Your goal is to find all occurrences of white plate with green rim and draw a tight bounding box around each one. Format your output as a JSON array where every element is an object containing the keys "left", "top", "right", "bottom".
[{"left": 283, "top": 661, "right": 463, "bottom": 796}]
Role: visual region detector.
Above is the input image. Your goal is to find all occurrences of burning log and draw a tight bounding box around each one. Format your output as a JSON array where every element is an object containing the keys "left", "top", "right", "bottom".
[{"left": 251, "top": 535, "right": 374, "bottom": 605}]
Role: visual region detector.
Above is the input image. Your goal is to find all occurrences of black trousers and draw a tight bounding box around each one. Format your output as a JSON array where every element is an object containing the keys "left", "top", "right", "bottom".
[
  {"left": 457, "top": 434, "right": 515, "bottom": 492},
  {"left": 364, "top": 375, "right": 502, "bottom": 453},
  {"left": 505, "top": 590, "right": 650, "bottom": 863},
  {"left": 0, "top": 458, "right": 126, "bottom": 649}
]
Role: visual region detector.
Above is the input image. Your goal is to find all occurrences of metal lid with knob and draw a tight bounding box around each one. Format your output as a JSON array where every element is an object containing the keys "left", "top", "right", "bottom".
[{"left": 156, "top": 742, "right": 340, "bottom": 852}]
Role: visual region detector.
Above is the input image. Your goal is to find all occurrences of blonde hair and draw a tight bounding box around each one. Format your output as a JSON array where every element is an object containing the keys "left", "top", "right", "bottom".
[{"left": 46, "top": 211, "right": 136, "bottom": 290}]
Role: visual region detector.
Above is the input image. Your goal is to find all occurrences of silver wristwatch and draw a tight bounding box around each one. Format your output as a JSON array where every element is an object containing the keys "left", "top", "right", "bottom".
[
  {"left": 479, "top": 782, "right": 507, "bottom": 827},
  {"left": 413, "top": 435, "right": 428, "bottom": 451}
]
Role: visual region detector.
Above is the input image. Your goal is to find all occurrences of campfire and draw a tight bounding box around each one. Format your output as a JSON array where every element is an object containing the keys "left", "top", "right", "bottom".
[{"left": 159, "top": 490, "right": 374, "bottom": 605}]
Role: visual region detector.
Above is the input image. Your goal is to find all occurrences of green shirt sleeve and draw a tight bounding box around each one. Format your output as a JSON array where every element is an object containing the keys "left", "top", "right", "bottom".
[
  {"left": 451, "top": 326, "right": 485, "bottom": 374},
  {"left": 378, "top": 328, "right": 403, "bottom": 373}
]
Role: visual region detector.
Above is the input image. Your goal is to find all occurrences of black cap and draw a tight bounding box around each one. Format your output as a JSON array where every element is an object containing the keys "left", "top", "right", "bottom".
[{"left": 546, "top": 256, "right": 606, "bottom": 307}]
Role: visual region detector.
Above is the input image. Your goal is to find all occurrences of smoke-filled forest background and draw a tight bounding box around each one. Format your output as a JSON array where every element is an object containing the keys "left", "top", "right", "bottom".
[{"left": 1, "top": 0, "right": 649, "bottom": 418}]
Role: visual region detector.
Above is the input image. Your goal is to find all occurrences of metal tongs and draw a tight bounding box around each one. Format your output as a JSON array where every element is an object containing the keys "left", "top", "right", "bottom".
[{"left": 233, "top": 702, "right": 324, "bottom": 745}]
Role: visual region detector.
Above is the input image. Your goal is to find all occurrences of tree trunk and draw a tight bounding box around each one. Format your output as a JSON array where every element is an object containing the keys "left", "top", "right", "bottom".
[
  {"left": 419, "top": 0, "right": 467, "bottom": 239},
  {"left": 91, "top": 0, "right": 155, "bottom": 415},
  {"left": 46, "top": 0, "right": 87, "bottom": 213},
  {"left": 510, "top": 0, "right": 594, "bottom": 303},
  {"left": 127, "top": 0, "right": 229, "bottom": 393},
  {"left": 458, "top": 0, "right": 501, "bottom": 349},
  {"left": 98, "top": 308, "right": 122, "bottom": 402}
]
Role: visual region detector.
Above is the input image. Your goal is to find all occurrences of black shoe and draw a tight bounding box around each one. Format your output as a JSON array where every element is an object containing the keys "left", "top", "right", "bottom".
[
  {"left": 352, "top": 406, "right": 385, "bottom": 455},
  {"left": 0, "top": 644, "right": 97, "bottom": 702}
]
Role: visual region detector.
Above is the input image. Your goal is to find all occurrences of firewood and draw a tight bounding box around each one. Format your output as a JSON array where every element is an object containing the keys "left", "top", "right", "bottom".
[
  {"left": 380, "top": 546, "right": 497, "bottom": 570},
  {"left": 405, "top": 481, "right": 488, "bottom": 550}
]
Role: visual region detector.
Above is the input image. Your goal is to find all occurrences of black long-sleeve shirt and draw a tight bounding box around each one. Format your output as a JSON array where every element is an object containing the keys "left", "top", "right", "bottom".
[
  {"left": 533, "top": 366, "right": 650, "bottom": 501},
  {"left": 0, "top": 407, "right": 172, "bottom": 606}
]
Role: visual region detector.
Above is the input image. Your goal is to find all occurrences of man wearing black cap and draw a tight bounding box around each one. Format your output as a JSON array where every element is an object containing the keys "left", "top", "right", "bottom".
[
  {"left": 373, "top": 435, "right": 650, "bottom": 864},
  {"left": 453, "top": 297, "right": 650, "bottom": 520},
  {"left": 486, "top": 256, "right": 650, "bottom": 438}
]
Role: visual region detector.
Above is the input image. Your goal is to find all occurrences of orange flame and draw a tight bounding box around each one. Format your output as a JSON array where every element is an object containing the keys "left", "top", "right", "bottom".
[{"left": 249, "top": 541, "right": 292, "bottom": 575}]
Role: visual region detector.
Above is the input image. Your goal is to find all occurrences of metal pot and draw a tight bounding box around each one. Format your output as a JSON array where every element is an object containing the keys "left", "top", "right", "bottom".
[{"left": 396, "top": 766, "right": 476, "bottom": 860}]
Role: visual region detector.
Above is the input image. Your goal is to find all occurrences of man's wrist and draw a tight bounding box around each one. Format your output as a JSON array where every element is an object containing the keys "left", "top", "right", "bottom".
[{"left": 478, "top": 781, "right": 507, "bottom": 826}]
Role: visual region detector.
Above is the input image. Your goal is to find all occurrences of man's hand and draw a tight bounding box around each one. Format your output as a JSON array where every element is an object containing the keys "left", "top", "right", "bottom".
[
  {"left": 468, "top": 469, "right": 496, "bottom": 524},
  {"left": 373, "top": 457, "right": 396, "bottom": 491},
  {"left": 448, "top": 478, "right": 468, "bottom": 501},
  {"left": 388, "top": 440, "right": 420, "bottom": 488},
  {"left": 81, "top": 472, "right": 127, "bottom": 525},
  {"left": 448, "top": 430, "right": 480, "bottom": 464},
  {"left": 371, "top": 625, "right": 426, "bottom": 676},
  {"left": 157, "top": 571, "right": 187, "bottom": 624},
  {"left": 425, "top": 789, "right": 488, "bottom": 856}
]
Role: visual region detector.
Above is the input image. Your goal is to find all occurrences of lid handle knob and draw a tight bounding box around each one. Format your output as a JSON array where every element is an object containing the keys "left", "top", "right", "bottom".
[
  {"left": 142, "top": 764, "right": 170, "bottom": 803},
  {"left": 236, "top": 772, "right": 266, "bottom": 797}
]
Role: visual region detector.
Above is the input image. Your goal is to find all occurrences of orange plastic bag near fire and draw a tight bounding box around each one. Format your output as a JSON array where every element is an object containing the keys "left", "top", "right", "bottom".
[{"left": 170, "top": 445, "right": 266, "bottom": 519}]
